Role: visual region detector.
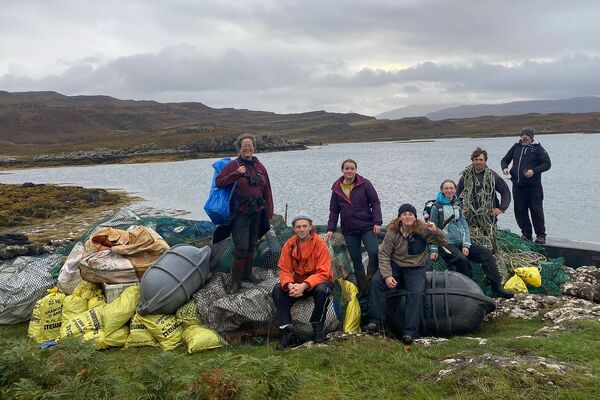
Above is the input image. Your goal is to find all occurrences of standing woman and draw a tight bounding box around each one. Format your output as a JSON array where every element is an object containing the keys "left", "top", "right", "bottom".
[
  {"left": 215, "top": 134, "right": 274, "bottom": 294},
  {"left": 366, "top": 204, "right": 447, "bottom": 345},
  {"left": 326, "top": 159, "right": 382, "bottom": 297}
]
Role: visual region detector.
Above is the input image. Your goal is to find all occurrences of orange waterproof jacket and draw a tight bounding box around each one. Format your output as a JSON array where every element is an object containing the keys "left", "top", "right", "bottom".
[{"left": 278, "top": 233, "right": 333, "bottom": 291}]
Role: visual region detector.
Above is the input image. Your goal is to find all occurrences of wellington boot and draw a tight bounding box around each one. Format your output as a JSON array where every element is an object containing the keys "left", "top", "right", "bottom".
[
  {"left": 312, "top": 321, "right": 326, "bottom": 344},
  {"left": 242, "top": 252, "right": 259, "bottom": 283},
  {"left": 355, "top": 270, "right": 369, "bottom": 299},
  {"left": 277, "top": 326, "right": 295, "bottom": 350},
  {"left": 366, "top": 266, "right": 377, "bottom": 281},
  {"left": 229, "top": 258, "right": 245, "bottom": 294},
  {"left": 491, "top": 281, "right": 514, "bottom": 299}
]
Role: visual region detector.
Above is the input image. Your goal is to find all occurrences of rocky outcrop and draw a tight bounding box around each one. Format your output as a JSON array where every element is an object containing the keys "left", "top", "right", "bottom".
[
  {"left": 561, "top": 266, "right": 600, "bottom": 302},
  {"left": 0, "top": 136, "right": 307, "bottom": 167},
  {"left": 0, "top": 238, "right": 71, "bottom": 260}
]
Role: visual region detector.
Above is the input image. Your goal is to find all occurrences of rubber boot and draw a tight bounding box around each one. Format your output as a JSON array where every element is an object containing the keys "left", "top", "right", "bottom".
[
  {"left": 277, "top": 326, "right": 295, "bottom": 350},
  {"left": 242, "top": 252, "right": 259, "bottom": 283},
  {"left": 366, "top": 266, "right": 377, "bottom": 282},
  {"left": 229, "top": 258, "right": 245, "bottom": 294},
  {"left": 355, "top": 270, "right": 369, "bottom": 299},
  {"left": 312, "top": 321, "right": 325, "bottom": 343},
  {"left": 490, "top": 281, "right": 514, "bottom": 299}
]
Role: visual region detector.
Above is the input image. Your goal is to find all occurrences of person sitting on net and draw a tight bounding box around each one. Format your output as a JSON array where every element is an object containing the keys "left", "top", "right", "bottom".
[
  {"left": 429, "top": 179, "right": 513, "bottom": 298},
  {"left": 272, "top": 212, "right": 333, "bottom": 350}
]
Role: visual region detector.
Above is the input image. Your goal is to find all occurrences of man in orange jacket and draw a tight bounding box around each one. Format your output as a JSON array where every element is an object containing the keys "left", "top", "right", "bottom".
[{"left": 272, "top": 212, "right": 333, "bottom": 349}]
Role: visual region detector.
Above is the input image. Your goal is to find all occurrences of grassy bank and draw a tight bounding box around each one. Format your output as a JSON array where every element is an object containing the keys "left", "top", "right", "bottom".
[
  {"left": 1, "top": 316, "right": 598, "bottom": 399},
  {"left": 0, "top": 183, "right": 136, "bottom": 242}
]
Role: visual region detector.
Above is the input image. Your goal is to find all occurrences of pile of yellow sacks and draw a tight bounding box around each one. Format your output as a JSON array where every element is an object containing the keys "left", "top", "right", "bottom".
[
  {"left": 503, "top": 266, "right": 543, "bottom": 294},
  {"left": 28, "top": 281, "right": 225, "bottom": 353}
]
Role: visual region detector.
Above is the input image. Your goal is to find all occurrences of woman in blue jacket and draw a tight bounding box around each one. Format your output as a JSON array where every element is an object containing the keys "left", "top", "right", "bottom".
[
  {"left": 326, "top": 159, "right": 382, "bottom": 297},
  {"left": 430, "top": 179, "right": 513, "bottom": 298}
]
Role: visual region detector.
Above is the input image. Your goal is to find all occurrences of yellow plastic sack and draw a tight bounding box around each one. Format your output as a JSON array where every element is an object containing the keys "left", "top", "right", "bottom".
[
  {"left": 83, "top": 326, "right": 129, "bottom": 350},
  {"left": 338, "top": 279, "right": 361, "bottom": 333},
  {"left": 175, "top": 300, "right": 201, "bottom": 328},
  {"left": 61, "top": 295, "right": 89, "bottom": 327},
  {"left": 71, "top": 281, "right": 102, "bottom": 301},
  {"left": 60, "top": 305, "right": 105, "bottom": 338},
  {"left": 514, "top": 266, "right": 542, "bottom": 288},
  {"left": 103, "top": 285, "right": 140, "bottom": 334},
  {"left": 504, "top": 275, "right": 528, "bottom": 294},
  {"left": 124, "top": 314, "right": 160, "bottom": 348},
  {"left": 27, "top": 288, "right": 66, "bottom": 344},
  {"left": 88, "top": 294, "right": 107, "bottom": 309},
  {"left": 138, "top": 314, "right": 182, "bottom": 351},
  {"left": 182, "top": 325, "right": 226, "bottom": 353}
]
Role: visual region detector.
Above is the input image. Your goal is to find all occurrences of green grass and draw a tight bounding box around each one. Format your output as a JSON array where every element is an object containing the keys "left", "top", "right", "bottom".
[{"left": 1, "top": 316, "right": 599, "bottom": 399}]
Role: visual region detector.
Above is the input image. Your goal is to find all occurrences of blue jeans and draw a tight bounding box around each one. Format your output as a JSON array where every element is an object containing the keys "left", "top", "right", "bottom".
[
  {"left": 344, "top": 230, "right": 379, "bottom": 273},
  {"left": 368, "top": 263, "right": 425, "bottom": 338}
]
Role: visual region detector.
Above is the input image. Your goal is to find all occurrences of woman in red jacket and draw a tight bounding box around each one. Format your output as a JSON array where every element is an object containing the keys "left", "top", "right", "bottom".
[{"left": 215, "top": 134, "right": 274, "bottom": 294}]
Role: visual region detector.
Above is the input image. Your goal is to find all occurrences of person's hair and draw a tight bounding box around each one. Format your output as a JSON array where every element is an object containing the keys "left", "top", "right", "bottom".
[
  {"left": 341, "top": 159, "right": 357, "bottom": 170},
  {"left": 388, "top": 216, "right": 425, "bottom": 235},
  {"left": 440, "top": 179, "right": 457, "bottom": 190},
  {"left": 470, "top": 147, "right": 488, "bottom": 161},
  {"left": 235, "top": 134, "right": 257, "bottom": 152}
]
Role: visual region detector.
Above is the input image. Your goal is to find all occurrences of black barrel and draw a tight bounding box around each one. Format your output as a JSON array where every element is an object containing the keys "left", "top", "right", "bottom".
[{"left": 385, "top": 270, "right": 496, "bottom": 338}]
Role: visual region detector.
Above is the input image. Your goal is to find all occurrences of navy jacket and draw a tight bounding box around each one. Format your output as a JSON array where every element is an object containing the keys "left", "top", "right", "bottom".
[
  {"left": 327, "top": 174, "right": 382, "bottom": 235},
  {"left": 501, "top": 141, "right": 551, "bottom": 187}
]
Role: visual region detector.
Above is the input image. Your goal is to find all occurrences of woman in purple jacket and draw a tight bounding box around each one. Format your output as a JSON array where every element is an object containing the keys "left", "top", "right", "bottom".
[{"left": 326, "top": 159, "right": 382, "bottom": 297}]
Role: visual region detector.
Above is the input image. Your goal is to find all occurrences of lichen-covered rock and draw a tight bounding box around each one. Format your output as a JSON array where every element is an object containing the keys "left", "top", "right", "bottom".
[{"left": 561, "top": 265, "right": 600, "bottom": 302}]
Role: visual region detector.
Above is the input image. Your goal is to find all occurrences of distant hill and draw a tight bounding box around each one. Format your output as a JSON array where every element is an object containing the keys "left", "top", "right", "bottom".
[
  {"left": 426, "top": 96, "right": 600, "bottom": 120},
  {"left": 0, "top": 91, "right": 373, "bottom": 155},
  {"left": 375, "top": 103, "right": 459, "bottom": 119}
]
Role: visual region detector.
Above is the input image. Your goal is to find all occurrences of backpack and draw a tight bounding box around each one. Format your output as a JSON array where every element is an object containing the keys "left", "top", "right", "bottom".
[
  {"left": 204, "top": 157, "right": 237, "bottom": 225},
  {"left": 423, "top": 199, "right": 444, "bottom": 226}
]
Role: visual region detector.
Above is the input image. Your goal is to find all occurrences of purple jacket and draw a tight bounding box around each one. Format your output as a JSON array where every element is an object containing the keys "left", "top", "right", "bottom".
[{"left": 327, "top": 174, "right": 383, "bottom": 235}]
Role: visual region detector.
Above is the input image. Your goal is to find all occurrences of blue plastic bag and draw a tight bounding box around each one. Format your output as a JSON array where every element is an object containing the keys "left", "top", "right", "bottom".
[{"left": 204, "top": 157, "right": 237, "bottom": 225}]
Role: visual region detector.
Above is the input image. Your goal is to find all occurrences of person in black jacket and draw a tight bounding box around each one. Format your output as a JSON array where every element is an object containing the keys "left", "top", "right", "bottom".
[{"left": 501, "top": 127, "right": 551, "bottom": 244}]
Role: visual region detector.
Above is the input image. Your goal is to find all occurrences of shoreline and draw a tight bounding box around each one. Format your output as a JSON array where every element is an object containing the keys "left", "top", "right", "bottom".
[{"left": 2, "top": 130, "right": 599, "bottom": 170}]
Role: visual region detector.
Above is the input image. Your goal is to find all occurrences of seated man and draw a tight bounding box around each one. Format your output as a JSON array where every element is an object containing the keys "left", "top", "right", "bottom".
[
  {"left": 272, "top": 212, "right": 333, "bottom": 349},
  {"left": 430, "top": 179, "right": 513, "bottom": 298}
]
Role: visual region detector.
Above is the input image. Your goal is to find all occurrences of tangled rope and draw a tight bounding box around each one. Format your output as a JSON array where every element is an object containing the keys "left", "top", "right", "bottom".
[{"left": 460, "top": 165, "right": 498, "bottom": 252}]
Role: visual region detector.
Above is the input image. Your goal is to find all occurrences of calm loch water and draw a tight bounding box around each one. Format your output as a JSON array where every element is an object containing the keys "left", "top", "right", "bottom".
[{"left": 1, "top": 133, "right": 598, "bottom": 243}]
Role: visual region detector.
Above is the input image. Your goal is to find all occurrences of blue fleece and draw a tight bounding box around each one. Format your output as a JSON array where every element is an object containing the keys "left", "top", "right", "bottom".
[{"left": 430, "top": 192, "right": 471, "bottom": 253}]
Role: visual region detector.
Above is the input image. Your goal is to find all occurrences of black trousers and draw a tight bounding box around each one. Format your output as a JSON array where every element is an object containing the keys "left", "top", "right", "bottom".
[
  {"left": 439, "top": 243, "right": 500, "bottom": 283},
  {"left": 272, "top": 282, "right": 332, "bottom": 327},
  {"left": 513, "top": 184, "right": 546, "bottom": 238},
  {"left": 368, "top": 264, "right": 425, "bottom": 338},
  {"left": 231, "top": 212, "right": 260, "bottom": 259},
  {"left": 344, "top": 230, "right": 379, "bottom": 273}
]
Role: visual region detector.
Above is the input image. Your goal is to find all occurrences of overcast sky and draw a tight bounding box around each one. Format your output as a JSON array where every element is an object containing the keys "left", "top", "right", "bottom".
[{"left": 1, "top": 0, "right": 600, "bottom": 115}]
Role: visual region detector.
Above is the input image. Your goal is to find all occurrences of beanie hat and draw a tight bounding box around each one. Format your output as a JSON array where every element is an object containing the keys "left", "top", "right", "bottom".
[
  {"left": 520, "top": 127, "right": 535, "bottom": 140},
  {"left": 291, "top": 212, "right": 313, "bottom": 226},
  {"left": 397, "top": 203, "right": 417, "bottom": 217}
]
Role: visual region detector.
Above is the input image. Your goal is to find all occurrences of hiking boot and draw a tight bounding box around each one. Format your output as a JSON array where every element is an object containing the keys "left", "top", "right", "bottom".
[
  {"left": 242, "top": 252, "right": 259, "bottom": 283},
  {"left": 534, "top": 235, "right": 546, "bottom": 245},
  {"left": 401, "top": 335, "right": 414, "bottom": 345},
  {"left": 364, "top": 322, "right": 384, "bottom": 334},
  {"left": 228, "top": 258, "right": 245, "bottom": 294},
  {"left": 277, "top": 326, "right": 295, "bottom": 350},
  {"left": 312, "top": 321, "right": 326, "bottom": 343},
  {"left": 490, "top": 281, "right": 514, "bottom": 299},
  {"left": 355, "top": 270, "right": 369, "bottom": 299}
]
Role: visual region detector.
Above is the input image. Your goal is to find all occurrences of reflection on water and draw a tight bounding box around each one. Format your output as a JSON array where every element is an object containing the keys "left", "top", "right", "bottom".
[{"left": 1, "top": 133, "right": 599, "bottom": 243}]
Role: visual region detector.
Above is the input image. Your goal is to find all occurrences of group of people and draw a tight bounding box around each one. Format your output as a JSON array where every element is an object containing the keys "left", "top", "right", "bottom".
[{"left": 214, "top": 127, "right": 551, "bottom": 349}]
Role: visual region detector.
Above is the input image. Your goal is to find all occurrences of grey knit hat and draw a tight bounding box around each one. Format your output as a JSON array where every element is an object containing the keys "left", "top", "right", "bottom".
[
  {"left": 520, "top": 127, "right": 535, "bottom": 139},
  {"left": 291, "top": 212, "right": 313, "bottom": 226},
  {"left": 397, "top": 203, "right": 417, "bottom": 217}
]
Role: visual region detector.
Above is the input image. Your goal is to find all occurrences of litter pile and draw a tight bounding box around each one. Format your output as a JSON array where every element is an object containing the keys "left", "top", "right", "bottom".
[{"left": 0, "top": 208, "right": 584, "bottom": 352}]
